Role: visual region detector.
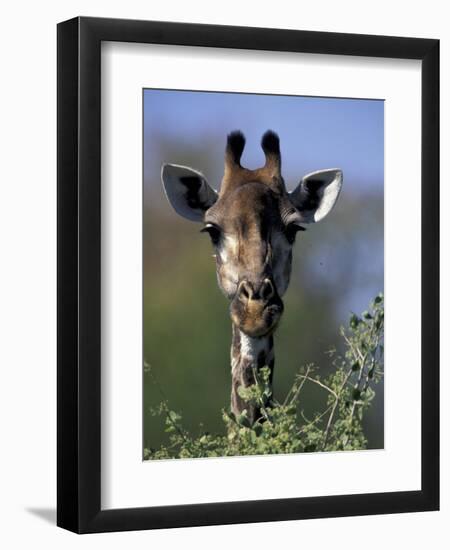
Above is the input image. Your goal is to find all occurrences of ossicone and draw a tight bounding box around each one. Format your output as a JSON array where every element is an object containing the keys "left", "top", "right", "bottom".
[
  {"left": 261, "top": 130, "right": 280, "bottom": 157},
  {"left": 261, "top": 130, "right": 281, "bottom": 175},
  {"left": 226, "top": 130, "right": 246, "bottom": 166}
]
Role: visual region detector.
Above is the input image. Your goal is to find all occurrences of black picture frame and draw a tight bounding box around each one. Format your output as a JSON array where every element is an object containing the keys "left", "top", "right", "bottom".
[{"left": 57, "top": 16, "right": 439, "bottom": 533}]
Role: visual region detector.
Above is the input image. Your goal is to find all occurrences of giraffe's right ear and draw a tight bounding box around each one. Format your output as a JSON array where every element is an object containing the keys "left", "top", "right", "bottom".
[{"left": 161, "top": 164, "right": 218, "bottom": 222}]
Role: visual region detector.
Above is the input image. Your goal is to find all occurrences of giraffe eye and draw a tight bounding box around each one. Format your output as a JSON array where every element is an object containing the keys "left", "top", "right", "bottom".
[
  {"left": 285, "top": 223, "right": 305, "bottom": 244},
  {"left": 201, "top": 223, "right": 222, "bottom": 246}
]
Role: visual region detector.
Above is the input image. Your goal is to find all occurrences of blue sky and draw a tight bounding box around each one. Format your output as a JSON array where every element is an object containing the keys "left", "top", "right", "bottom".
[{"left": 143, "top": 89, "right": 384, "bottom": 193}]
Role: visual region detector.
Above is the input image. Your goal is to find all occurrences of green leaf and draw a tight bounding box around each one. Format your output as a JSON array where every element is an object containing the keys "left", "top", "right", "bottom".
[
  {"left": 253, "top": 424, "right": 263, "bottom": 436},
  {"left": 352, "top": 388, "right": 361, "bottom": 400},
  {"left": 350, "top": 313, "right": 360, "bottom": 329}
]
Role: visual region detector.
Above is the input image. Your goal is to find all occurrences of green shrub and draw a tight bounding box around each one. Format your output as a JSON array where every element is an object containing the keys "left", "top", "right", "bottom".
[{"left": 144, "top": 293, "right": 384, "bottom": 459}]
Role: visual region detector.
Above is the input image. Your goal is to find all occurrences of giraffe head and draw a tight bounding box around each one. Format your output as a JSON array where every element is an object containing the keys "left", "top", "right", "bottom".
[{"left": 161, "top": 131, "right": 342, "bottom": 338}]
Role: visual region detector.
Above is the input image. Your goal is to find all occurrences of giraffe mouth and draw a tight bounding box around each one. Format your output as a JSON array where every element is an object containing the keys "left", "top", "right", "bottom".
[{"left": 230, "top": 297, "right": 284, "bottom": 338}]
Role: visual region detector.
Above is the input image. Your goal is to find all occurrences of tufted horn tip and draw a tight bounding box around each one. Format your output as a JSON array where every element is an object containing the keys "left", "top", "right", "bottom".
[
  {"left": 261, "top": 130, "right": 280, "bottom": 156},
  {"left": 261, "top": 130, "right": 281, "bottom": 176},
  {"left": 226, "top": 130, "right": 246, "bottom": 166}
]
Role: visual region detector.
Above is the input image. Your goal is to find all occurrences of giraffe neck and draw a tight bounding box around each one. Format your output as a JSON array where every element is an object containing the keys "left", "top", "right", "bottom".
[{"left": 230, "top": 324, "right": 274, "bottom": 425}]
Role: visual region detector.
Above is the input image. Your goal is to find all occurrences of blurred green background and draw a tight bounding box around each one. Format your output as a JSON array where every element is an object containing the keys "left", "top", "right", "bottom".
[{"left": 143, "top": 90, "right": 384, "bottom": 452}]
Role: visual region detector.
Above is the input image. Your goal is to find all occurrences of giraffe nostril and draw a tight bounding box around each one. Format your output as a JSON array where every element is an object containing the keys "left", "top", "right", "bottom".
[
  {"left": 261, "top": 278, "right": 275, "bottom": 301},
  {"left": 238, "top": 281, "right": 253, "bottom": 301},
  {"left": 238, "top": 279, "right": 275, "bottom": 302}
]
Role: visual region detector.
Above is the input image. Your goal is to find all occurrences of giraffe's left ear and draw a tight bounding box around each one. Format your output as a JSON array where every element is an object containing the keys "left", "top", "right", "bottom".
[
  {"left": 161, "top": 164, "right": 218, "bottom": 222},
  {"left": 289, "top": 168, "right": 343, "bottom": 223}
]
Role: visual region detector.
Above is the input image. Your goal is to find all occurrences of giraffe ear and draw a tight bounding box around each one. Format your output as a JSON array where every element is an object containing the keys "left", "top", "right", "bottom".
[
  {"left": 289, "top": 168, "right": 343, "bottom": 223},
  {"left": 161, "top": 164, "right": 218, "bottom": 222}
]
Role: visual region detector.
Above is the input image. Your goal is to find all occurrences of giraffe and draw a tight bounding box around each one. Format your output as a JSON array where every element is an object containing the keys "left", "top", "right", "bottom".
[{"left": 161, "top": 130, "right": 343, "bottom": 424}]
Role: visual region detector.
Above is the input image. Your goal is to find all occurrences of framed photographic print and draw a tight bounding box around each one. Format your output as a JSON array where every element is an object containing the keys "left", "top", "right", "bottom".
[{"left": 57, "top": 17, "right": 439, "bottom": 533}]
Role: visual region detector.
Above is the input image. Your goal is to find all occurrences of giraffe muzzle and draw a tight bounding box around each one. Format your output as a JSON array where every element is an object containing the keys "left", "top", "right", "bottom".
[{"left": 230, "top": 278, "right": 284, "bottom": 338}]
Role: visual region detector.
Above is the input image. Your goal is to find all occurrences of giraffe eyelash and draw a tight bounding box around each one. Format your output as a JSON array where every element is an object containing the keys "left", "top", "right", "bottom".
[{"left": 201, "top": 223, "right": 222, "bottom": 246}]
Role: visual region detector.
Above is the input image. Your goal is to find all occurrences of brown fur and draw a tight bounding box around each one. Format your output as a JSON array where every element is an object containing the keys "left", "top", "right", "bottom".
[{"left": 208, "top": 132, "right": 296, "bottom": 420}]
